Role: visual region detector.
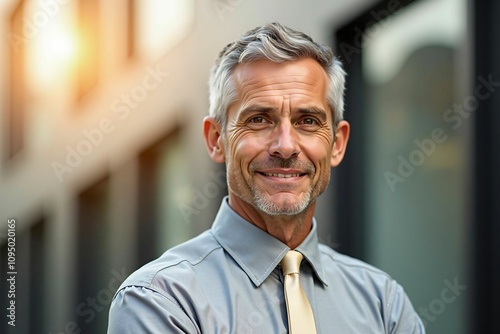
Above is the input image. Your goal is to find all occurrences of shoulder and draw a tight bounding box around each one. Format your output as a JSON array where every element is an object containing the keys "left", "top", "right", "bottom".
[
  {"left": 116, "top": 229, "right": 222, "bottom": 294},
  {"left": 318, "top": 244, "right": 425, "bottom": 332},
  {"left": 108, "top": 230, "right": 222, "bottom": 333},
  {"left": 318, "top": 244, "right": 400, "bottom": 300},
  {"left": 319, "top": 243, "right": 392, "bottom": 279}
]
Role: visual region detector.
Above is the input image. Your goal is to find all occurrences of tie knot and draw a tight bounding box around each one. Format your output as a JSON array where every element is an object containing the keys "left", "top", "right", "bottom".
[{"left": 280, "top": 250, "right": 304, "bottom": 276}]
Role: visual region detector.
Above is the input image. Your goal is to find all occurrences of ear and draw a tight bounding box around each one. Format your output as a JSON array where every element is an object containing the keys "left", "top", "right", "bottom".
[
  {"left": 203, "top": 116, "right": 225, "bottom": 163},
  {"left": 331, "top": 120, "right": 350, "bottom": 167}
]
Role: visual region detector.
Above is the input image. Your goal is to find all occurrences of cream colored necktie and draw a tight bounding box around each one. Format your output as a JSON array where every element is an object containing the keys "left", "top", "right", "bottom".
[{"left": 281, "top": 250, "right": 317, "bottom": 334}]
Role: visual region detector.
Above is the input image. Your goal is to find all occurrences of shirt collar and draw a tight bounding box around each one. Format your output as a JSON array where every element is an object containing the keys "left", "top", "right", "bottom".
[{"left": 211, "top": 197, "right": 328, "bottom": 287}]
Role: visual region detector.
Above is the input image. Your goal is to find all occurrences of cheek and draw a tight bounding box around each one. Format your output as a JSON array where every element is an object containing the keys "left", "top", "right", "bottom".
[
  {"left": 226, "top": 132, "right": 265, "bottom": 169},
  {"left": 301, "top": 143, "right": 334, "bottom": 180},
  {"left": 301, "top": 133, "right": 334, "bottom": 161}
]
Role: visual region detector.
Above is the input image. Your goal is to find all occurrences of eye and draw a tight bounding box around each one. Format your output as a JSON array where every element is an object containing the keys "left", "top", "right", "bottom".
[
  {"left": 299, "top": 118, "right": 318, "bottom": 125},
  {"left": 246, "top": 116, "right": 272, "bottom": 129},
  {"left": 248, "top": 116, "right": 266, "bottom": 124},
  {"left": 296, "top": 117, "right": 321, "bottom": 130}
]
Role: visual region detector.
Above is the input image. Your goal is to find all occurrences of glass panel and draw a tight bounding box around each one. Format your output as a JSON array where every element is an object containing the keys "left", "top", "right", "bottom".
[
  {"left": 137, "top": 130, "right": 191, "bottom": 265},
  {"left": 30, "top": 218, "right": 46, "bottom": 332},
  {"left": 6, "top": 0, "right": 26, "bottom": 159},
  {"left": 134, "top": 0, "right": 194, "bottom": 60},
  {"left": 77, "top": 176, "right": 111, "bottom": 333},
  {"left": 76, "top": 0, "right": 100, "bottom": 99},
  {"left": 363, "top": 0, "right": 470, "bottom": 332},
  {"left": 156, "top": 135, "right": 191, "bottom": 250}
]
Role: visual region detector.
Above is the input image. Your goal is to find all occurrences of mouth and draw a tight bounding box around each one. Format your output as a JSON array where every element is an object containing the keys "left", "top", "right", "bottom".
[
  {"left": 259, "top": 172, "right": 304, "bottom": 178},
  {"left": 256, "top": 169, "right": 309, "bottom": 180}
]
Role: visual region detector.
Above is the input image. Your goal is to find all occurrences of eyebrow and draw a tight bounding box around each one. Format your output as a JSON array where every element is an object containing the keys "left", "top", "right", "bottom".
[
  {"left": 239, "top": 105, "right": 328, "bottom": 122},
  {"left": 237, "top": 105, "right": 274, "bottom": 121},
  {"left": 294, "top": 107, "right": 328, "bottom": 122},
  {"left": 240, "top": 105, "right": 274, "bottom": 114}
]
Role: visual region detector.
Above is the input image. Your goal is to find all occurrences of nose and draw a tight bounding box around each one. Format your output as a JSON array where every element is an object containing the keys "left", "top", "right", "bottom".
[{"left": 269, "top": 122, "right": 300, "bottom": 159}]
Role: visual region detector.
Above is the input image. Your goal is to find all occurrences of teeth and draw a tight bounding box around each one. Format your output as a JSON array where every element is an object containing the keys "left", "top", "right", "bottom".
[{"left": 263, "top": 173, "right": 300, "bottom": 178}]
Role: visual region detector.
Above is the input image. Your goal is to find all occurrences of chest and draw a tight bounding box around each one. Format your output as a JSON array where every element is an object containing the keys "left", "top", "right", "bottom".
[{"left": 188, "top": 267, "right": 386, "bottom": 334}]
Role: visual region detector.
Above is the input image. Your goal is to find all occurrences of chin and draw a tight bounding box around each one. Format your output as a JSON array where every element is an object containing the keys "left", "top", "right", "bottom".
[{"left": 254, "top": 193, "right": 311, "bottom": 216}]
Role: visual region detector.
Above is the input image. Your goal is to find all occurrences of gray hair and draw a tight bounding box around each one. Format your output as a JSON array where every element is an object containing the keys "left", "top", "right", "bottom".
[{"left": 208, "top": 22, "right": 346, "bottom": 126}]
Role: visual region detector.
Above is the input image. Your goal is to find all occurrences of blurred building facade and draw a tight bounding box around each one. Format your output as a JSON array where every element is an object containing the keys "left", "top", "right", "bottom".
[{"left": 0, "top": 0, "right": 498, "bottom": 333}]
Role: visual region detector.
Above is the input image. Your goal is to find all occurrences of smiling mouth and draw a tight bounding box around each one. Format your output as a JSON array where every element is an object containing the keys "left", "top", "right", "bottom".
[{"left": 259, "top": 172, "right": 305, "bottom": 178}]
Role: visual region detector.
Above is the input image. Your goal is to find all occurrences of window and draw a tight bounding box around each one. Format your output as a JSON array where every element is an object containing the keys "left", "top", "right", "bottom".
[
  {"left": 126, "top": 0, "right": 135, "bottom": 58},
  {"left": 76, "top": 0, "right": 100, "bottom": 100},
  {"left": 76, "top": 175, "right": 111, "bottom": 333},
  {"left": 0, "top": 215, "right": 46, "bottom": 333},
  {"left": 5, "top": 0, "right": 26, "bottom": 160},
  {"left": 29, "top": 218, "right": 46, "bottom": 332},
  {"left": 0, "top": 222, "right": 30, "bottom": 332},
  {"left": 133, "top": 0, "right": 195, "bottom": 60},
  {"left": 335, "top": 0, "right": 470, "bottom": 332},
  {"left": 137, "top": 129, "right": 192, "bottom": 266},
  {"left": 1, "top": 240, "right": 9, "bottom": 334}
]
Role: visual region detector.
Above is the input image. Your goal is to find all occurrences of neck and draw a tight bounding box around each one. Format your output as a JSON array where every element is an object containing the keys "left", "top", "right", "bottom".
[{"left": 228, "top": 194, "right": 315, "bottom": 249}]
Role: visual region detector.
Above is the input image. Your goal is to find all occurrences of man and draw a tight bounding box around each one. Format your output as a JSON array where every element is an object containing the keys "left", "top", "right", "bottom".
[{"left": 108, "top": 22, "right": 425, "bottom": 333}]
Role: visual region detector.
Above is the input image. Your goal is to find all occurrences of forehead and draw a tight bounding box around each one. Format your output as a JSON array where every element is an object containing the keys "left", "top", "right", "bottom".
[{"left": 232, "top": 58, "right": 329, "bottom": 103}]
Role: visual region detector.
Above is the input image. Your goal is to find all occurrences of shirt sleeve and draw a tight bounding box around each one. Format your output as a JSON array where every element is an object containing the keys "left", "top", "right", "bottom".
[
  {"left": 107, "top": 285, "right": 199, "bottom": 334},
  {"left": 386, "top": 282, "right": 426, "bottom": 334}
]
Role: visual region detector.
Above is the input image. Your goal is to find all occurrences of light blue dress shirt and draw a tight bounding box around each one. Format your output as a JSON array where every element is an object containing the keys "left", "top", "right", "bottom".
[{"left": 108, "top": 197, "right": 425, "bottom": 333}]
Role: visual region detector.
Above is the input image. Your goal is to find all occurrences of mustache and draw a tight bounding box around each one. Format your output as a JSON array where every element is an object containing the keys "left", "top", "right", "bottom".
[{"left": 249, "top": 156, "right": 315, "bottom": 174}]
